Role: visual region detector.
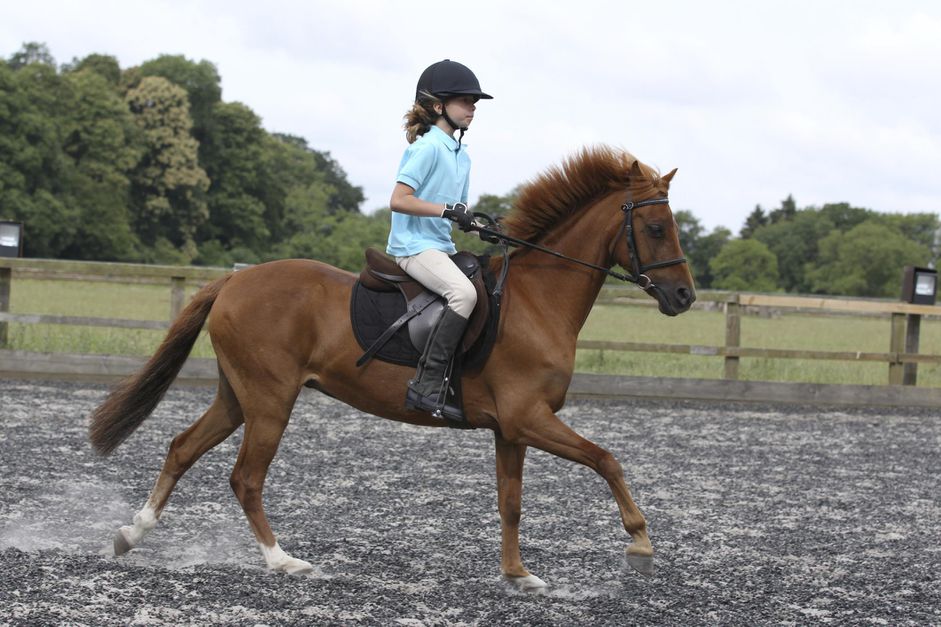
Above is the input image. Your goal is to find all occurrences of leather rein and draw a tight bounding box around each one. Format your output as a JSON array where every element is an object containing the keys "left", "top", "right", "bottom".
[{"left": 471, "top": 195, "right": 688, "bottom": 296}]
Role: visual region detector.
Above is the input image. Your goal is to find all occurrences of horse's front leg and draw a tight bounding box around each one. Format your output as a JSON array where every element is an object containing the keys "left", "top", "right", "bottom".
[
  {"left": 507, "top": 405, "right": 655, "bottom": 576},
  {"left": 494, "top": 434, "right": 547, "bottom": 592}
]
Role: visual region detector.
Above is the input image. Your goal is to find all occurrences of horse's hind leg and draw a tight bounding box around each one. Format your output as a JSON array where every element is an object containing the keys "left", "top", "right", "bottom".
[
  {"left": 226, "top": 383, "right": 311, "bottom": 574},
  {"left": 114, "top": 371, "right": 244, "bottom": 555},
  {"left": 494, "top": 434, "right": 547, "bottom": 592}
]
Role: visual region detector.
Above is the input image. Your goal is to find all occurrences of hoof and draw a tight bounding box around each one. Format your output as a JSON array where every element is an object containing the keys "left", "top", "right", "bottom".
[
  {"left": 274, "top": 557, "right": 315, "bottom": 576},
  {"left": 260, "top": 542, "right": 315, "bottom": 576},
  {"left": 113, "top": 527, "right": 134, "bottom": 556},
  {"left": 504, "top": 573, "right": 548, "bottom": 593},
  {"left": 625, "top": 552, "right": 656, "bottom": 577}
]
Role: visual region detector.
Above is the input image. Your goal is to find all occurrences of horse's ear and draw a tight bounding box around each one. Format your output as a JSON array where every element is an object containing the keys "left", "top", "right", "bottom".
[
  {"left": 629, "top": 160, "right": 644, "bottom": 178},
  {"left": 661, "top": 168, "right": 678, "bottom": 185}
]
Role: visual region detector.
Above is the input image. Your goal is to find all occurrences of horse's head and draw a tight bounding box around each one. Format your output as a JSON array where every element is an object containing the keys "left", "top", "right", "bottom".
[
  {"left": 502, "top": 147, "right": 696, "bottom": 316},
  {"left": 610, "top": 160, "right": 696, "bottom": 316}
]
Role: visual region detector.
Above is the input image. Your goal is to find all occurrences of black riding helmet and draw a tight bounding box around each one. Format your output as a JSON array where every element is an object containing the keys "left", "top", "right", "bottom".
[
  {"left": 415, "top": 59, "right": 493, "bottom": 102},
  {"left": 416, "top": 60, "right": 491, "bottom": 146}
]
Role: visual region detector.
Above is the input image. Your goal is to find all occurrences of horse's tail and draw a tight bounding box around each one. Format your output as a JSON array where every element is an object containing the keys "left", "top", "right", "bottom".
[{"left": 89, "top": 274, "right": 232, "bottom": 456}]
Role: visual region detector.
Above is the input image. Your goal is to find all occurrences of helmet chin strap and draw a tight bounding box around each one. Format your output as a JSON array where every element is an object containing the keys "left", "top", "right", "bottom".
[{"left": 440, "top": 105, "right": 466, "bottom": 150}]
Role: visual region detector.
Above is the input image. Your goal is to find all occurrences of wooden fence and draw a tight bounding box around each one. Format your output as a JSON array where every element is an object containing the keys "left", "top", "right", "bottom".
[
  {"left": 0, "top": 258, "right": 227, "bottom": 347},
  {"left": 3, "top": 257, "right": 941, "bottom": 405},
  {"left": 588, "top": 290, "right": 941, "bottom": 386}
]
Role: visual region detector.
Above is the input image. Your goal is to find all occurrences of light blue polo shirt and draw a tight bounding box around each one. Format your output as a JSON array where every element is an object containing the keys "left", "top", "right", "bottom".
[{"left": 387, "top": 125, "right": 471, "bottom": 257}]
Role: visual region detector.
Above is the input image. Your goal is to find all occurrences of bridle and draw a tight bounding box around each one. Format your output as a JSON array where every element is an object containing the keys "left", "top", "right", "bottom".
[
  {"left": 617, "top": 196, "right": 688, "bottom": 292},
  {"left": 473, "top": 193, "right": 688, "bottom": 296}
]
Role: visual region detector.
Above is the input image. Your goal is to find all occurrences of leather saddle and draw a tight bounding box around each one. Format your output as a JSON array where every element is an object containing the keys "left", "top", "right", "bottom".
[{"left": 352, "top": 248, "right": 494, "bottom": 369}]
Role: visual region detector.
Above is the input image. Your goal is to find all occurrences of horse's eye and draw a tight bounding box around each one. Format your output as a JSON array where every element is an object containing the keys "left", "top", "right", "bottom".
[{"left": 646, "top": 224, "right": 665, "bottom": 238}]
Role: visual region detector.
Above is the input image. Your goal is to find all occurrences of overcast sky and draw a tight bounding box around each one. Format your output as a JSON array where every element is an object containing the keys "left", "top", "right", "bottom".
[{"left": 3, "top": 1, "right": 940, "bottom": 233}]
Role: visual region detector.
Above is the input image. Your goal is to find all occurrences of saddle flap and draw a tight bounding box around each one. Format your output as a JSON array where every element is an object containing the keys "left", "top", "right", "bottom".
[{"left": 461, "top": 271, "right": 490, "bottom": 353}]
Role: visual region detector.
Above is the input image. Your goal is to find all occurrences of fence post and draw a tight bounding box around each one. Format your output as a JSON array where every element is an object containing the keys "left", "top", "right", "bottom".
[
  {"left": 170, "top": 276, "right": 186, "bottom": 322},
  {"left": 903, "top": 314, "right": 921, "bottom": 386},
  {"left": 889, "top": 312, "right": 905, "bottom": 385},
  {"left": 0, "top": 267, "right": 10, "bottom": 348},
  {"left": 724, "top": 294, "right": 741, "bottom": 380}
]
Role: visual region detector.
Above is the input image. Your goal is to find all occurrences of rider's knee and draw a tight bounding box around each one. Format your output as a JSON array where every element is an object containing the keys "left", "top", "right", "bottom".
[{"left": 447, "top": 281, "right": 477, "bottom": 318}]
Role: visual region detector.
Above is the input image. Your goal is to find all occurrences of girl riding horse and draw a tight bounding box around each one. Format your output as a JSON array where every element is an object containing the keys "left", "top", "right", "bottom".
[{"left": 89, "top": 140, "right": 695, "bottom": 591}]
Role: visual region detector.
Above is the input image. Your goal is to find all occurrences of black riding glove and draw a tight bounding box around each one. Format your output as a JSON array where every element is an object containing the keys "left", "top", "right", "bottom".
[{"left": 442, "top": 202, "right": 475, "bottom": 232}]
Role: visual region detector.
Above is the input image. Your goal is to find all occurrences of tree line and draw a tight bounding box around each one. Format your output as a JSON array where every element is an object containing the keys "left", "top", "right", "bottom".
[
  {"left": 2, "top": 43, "right": 937, "bottom": 298},
  {"left": 677, "top": 195, "right": 939, "bottom": 298},
  {"left": 1, "top": 42, "right": 376, "bottom": 267}
]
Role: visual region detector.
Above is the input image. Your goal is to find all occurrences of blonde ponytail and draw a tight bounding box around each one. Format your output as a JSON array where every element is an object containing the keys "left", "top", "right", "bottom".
[{"left": 403, "top": 92, "right": 442, "bottom": 144}]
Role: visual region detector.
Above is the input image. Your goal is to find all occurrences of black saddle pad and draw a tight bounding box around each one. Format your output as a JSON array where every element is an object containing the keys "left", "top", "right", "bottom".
[
  {"left": 350, "top": 283, "right": 424, "bottom": 367},
  {"left": 350, "top": 255, "right": 500, "bottom": 372}
]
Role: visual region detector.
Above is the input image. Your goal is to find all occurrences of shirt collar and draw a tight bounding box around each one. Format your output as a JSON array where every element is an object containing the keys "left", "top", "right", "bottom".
[{"left": 427, "top": 125, "right": 465, "bottom": 151}]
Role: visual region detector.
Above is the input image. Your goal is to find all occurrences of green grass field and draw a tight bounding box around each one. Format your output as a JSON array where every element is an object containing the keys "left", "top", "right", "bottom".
[{"left": 5, "top": 278, "right": 941, "bottom": 386}]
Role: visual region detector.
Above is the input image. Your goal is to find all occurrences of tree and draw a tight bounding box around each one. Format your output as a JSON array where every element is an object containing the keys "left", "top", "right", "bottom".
[
  {"left": 673, "top": 210, "right": 709, "bottom": 286},
  {"left": 261, "top": 134, "right": 324, "bottom": 245},
  {"left": 709, "top": 238, "right": 779, "bottom": 292},
  {"left": 63, "top": 53, "right": 122, "bottom": 86},
  {"left": 686, "top": 225, "right": 732, "bottom": 289},
  {"left": 245, "top": 133, "right": 370, "bottom": 261},
  {"left": 137, "top": 55, "right": 221, "bottom": 148},
  {"left": 271, "top": 134, "right": 364, "bottom": 215},
  {"left": 310, "top": 149, "right": 365, "bottom": 213},
  {"left": 768, "top": 194, "right": 797, "bottom": 224},
  {"left": 126, "top": 76, "right": 209, "bottom": 260},
  {"left": 818, "top": 202, "right": 872, "bottom": 232},
  {"left": 272, "top": 198, "right": 389, "bottom": 271},
  {"left": 740, "top": 204, "right": 767, "bottom": 239},
  {"left": 879, "top": 212, "right": 939, "bottom": 251},
  {"left": 674, "top": 209, "right": 703, "bottom": 252},
  {"left": 753, "top": 209, "right": 835, "bottom": 292},
  {"left": 198, "top": 101, "right": 270, "bottom": 251},
  {"left": 474, "top": 189, "right": 518, "bottom": 219},
  {"left": 310, "top": 210, "right": 391, "bottom": 271},
  {"left": 7, "top": 42, "right": 55, "bottom": 69},
  {"left": 58, "top": 68, "right": 142, "bottom": 260},
  {"left": 806, "top": 220, "right": 930, "bottom": 297}
]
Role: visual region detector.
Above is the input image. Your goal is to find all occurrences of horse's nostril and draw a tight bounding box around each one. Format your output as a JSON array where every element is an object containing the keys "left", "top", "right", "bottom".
[{"left": 676, "top": 287, "right": 693, "bottom": 307}]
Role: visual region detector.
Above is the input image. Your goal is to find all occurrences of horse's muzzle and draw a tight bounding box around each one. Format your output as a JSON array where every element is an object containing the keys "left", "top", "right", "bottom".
[{"left": 653, "top": 284, "right": 696, "bottom": 316}]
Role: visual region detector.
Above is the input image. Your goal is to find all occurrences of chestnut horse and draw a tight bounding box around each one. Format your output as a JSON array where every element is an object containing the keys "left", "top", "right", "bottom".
[{"left": 89, "top": 146, "right": 695, "bottom": 591}]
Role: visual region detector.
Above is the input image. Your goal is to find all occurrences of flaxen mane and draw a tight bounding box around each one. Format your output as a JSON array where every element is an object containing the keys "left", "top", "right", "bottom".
[{"left": 502, "top": 145, "right": 661, "bottom": 243}]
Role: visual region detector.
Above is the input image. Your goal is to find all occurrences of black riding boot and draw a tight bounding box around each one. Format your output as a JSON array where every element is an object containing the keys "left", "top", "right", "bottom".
[{"left": 405, "top": 307, "right": 468, "bottom": 421}]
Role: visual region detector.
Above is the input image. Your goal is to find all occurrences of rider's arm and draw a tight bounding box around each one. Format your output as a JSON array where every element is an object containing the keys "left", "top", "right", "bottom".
[{"left": 389, "top": 183, "right": 447, "bottom": 217}]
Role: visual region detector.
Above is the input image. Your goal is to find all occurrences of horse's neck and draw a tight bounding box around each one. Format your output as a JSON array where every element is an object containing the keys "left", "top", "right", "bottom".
[{"left": 506, "top": 199, "right": 615, "bottom": 337}]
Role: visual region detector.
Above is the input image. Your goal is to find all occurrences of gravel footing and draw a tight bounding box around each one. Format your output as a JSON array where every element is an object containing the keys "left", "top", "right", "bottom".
[{"left": 1, "top": 380, "right": 938, "bottom": 625}]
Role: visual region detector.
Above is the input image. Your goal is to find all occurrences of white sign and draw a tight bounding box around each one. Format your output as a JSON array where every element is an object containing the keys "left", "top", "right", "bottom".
[{"left": 915, "top": 274, "right": 936, "bottom": 296}]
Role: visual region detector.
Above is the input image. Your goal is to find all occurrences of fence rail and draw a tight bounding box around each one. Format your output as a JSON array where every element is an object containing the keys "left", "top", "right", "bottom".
[
  {"left": 0, "top": 258, "right": 227, "bottom": 338},
  {"left": 0, "top": 312, "right": 169, "bottom": 330},
  {"left": 3, "top": 257, "right": 941, "bottom": 391},
  {"left": 576, "top": 339, "right": 941, "bottom": 365}
]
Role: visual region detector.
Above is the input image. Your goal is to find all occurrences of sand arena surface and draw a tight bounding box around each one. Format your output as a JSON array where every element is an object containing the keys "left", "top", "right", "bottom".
[{"left": 0, "top": 380, "right": 938, "bottom": 625}]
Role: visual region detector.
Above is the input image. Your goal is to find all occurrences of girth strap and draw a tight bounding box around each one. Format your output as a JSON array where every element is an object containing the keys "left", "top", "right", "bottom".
[{"left": 356, "top": 290, "right": 439, "bottom": 367}]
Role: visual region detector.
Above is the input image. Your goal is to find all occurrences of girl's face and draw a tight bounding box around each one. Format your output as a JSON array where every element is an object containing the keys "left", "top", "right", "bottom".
[{"left": 440, "top": 95, "right": 478, "bottom": 130}]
